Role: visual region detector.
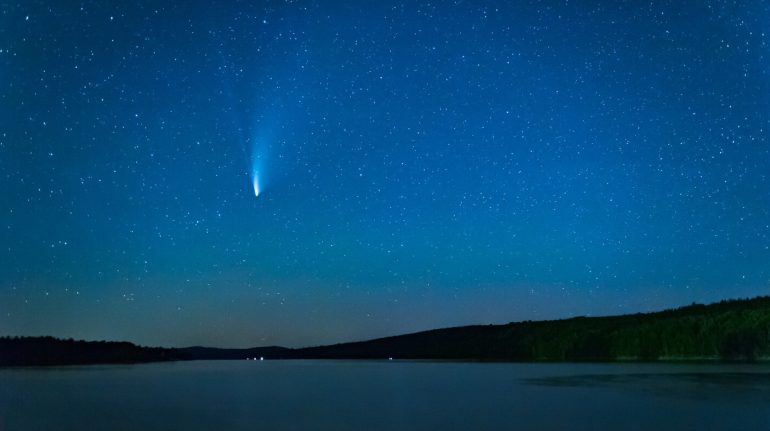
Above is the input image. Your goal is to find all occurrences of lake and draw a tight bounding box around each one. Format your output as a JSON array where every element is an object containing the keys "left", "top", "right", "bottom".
[{"left": 1, "top": 360, "right": 768, "bottom": 430}]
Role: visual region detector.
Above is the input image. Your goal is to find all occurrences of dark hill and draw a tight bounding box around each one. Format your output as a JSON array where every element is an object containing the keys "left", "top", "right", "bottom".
[
  {"left": 0, "top": 336, "right": 182, "bottom": 366},
  {"left": 290, "top": 296, "right": 770, "bottom": 361},
  {"left": 4, "top": 296, "right": 770, "bottom": 366}
]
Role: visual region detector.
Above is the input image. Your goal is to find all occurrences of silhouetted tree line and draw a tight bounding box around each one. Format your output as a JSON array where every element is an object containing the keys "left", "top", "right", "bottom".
[
  {"left": 290, "top": 296, "right": 770, "bottom": 361},
  {"left": 0, "top": 336, "right": 184, "bottom": 366},
  {"left": 4, "top": 296, "right": 770, "bottom": 366}
]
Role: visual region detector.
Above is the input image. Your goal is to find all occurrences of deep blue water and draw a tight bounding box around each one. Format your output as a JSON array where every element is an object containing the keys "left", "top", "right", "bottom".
[{"left": 1, "top": 360, "right": 769, "bottom": 430}]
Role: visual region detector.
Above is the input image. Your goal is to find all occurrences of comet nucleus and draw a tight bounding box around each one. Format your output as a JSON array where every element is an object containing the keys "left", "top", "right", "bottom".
[{"left": 252, "top": 174, "right": 260, "bottom": 197}]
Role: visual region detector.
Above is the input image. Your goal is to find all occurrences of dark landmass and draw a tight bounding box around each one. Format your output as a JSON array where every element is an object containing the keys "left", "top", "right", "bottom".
[
  {"left": 291, "top": 296, "right": 770, "bottom": 362},
  {"left": 0, "top": 336, "right": 182, "bottom": 366},
  {"left": 177, "top": 346, "right": 292, "bottom": 360},
  {"left": 4, "top": 296, "right": 770, "bottom": 366}
]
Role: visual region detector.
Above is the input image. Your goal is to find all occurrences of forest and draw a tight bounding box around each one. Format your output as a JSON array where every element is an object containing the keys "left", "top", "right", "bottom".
[
  {"left": 294, "top": 296, "right": 770, "bottom": 361},
  {"left": 0, "top": 336, "right": 182, "bottom": 366},
  {"left": 4, "top": 296, "right": 770, "bottom": 366}
]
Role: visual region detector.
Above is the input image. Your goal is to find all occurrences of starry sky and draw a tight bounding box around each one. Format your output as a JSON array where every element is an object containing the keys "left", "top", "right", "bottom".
[{"left": 2, "top": 0, "right": 770, "bottom": 348}]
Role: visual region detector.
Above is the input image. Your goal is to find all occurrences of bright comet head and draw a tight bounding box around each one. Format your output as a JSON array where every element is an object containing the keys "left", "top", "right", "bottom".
[{"left": 252, "top": 175, "right": 260, "bottom": 197}]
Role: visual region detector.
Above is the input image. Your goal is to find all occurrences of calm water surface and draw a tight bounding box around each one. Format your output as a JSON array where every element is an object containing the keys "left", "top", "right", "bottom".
[{"left": 1, "top": 360, "right": 769, "bottom": 430}]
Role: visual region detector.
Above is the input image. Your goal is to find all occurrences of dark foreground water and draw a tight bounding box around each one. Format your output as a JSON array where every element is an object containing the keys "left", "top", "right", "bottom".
[{"left": 1, "top": 360, "right": 769, "bottom": 430}]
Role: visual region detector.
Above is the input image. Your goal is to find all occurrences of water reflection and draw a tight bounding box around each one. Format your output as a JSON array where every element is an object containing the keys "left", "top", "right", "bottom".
[
  {"left": 527, "top": 371, "right": 770, "bottom": 401},
  {"left": 2, "top": 361, "right": 769, "bottom": 431}
]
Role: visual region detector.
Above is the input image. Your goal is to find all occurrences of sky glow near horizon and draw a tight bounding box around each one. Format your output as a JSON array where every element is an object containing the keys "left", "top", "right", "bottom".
[{"left": 2, "top": 0, "right": 770, "bottom": 348}]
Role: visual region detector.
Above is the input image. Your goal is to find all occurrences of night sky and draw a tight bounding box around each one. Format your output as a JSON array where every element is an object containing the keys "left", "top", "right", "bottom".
[{"left": 2, "top": 0, "right": 770, "bottom": 348}]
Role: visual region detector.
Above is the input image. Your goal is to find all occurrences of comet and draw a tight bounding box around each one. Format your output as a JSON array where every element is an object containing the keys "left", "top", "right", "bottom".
[
  {"left": 252, "top": 173, "right": 260, "bottom": 197},
  {"left": 249, "top": 131, "right": 268, "bottom": 199},
  {"left": 250, "top": 150, "right": 262, "bottom": 198}
]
